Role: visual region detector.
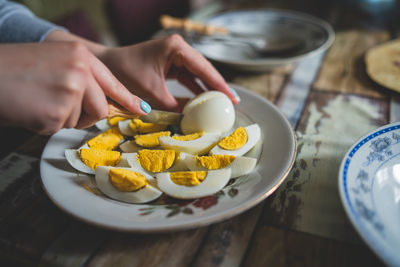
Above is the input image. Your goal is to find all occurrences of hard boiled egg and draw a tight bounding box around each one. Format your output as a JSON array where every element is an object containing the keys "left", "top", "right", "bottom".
[
  {"left": 158, "top": 131, "right": 221, "bottom": 155},
  {"left": 127, "top": 149, "right": 189, "bottom": 176},
  {"left": 156, "top": 169, "right": 232, "bottom": 199},
  {"left": 210, "top": 123, "right": 261, "bottom": 157},
  {"left": 65, "top": 144, "right": 133, "bottom": 175},
  {"left": 185, "top": 154, "right": 257, "bottom": 178},
  {"left": 118, "top": 119, "right": 168, "bottom": 136},
  {"left": 180, "top": 91, "right": 235, "bottom": 134},
  {"left": 95, "top": 117, "right": 127, "bottom": 131},
  {"left": 95, "top": 166, "right": 162, "bottom": 203}
]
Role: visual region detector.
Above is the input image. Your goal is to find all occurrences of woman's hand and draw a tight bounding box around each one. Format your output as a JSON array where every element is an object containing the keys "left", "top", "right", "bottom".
[
  {"left": 98, "top": 34, "right": 239, "bottom": 111},
  {"left": 0, "top": 42, "right": 149, "bottom": 134}
]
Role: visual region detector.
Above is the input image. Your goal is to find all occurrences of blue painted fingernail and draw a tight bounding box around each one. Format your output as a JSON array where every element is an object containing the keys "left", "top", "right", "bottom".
[
  {"left": 140, "top": 100, "right": 152, "bottom": 114},
  {"left": 230, "top": 87, "right": 241, "bottom": 102}
]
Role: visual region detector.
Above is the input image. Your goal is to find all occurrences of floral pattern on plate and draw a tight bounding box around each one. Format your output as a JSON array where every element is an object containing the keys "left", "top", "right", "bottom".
[{"left": 339, "top": 122, "right": 400, "bottom": 267}]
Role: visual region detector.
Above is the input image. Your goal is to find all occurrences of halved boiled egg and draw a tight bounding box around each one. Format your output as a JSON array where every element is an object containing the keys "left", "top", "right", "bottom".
[
  {"left": 158, "top": 131, "right": 221, "bottom": 155},
  {"left": 210, "top": 123, "right": 261, "bottom": 157},
  {"left": 95, "top": 117, "right": 127, "bottom": 131},
  {"left": 134, "top": 131, "right": 171, "bottom": 148},
  {"left": 65, "top": 144, "right": 133, "bottom": 175},
  {"left": 86, "top": 127, "right": 124, "bottom": 151},
  {"left": 95, "top": 166, "right": 162, "bottom": 203},
  {"left": 156, "top": 169, "right": 232, "bottom": 199},
  {"left": 127, "top": 149, "right": 189, "bottom": 175},
  {"left": 185, "top": 154, "right": 257, "bottom": 178},
  {"left": 118, "top": 119, "right": 168, "bottom": 136},
  {"left": 180, "top": 91, "right": 235, "bottom": 134}
]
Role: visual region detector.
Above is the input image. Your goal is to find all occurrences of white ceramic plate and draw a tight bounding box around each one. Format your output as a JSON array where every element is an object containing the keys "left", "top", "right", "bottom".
[
  {"left": 40, "top": 81, "right": 296, "bottom": 232},
  {"left": 192, "top": 9, "right": 334, "bottom": 72},
  {"left": 339, "top": 122, "right": 400, "bottom": 266}
]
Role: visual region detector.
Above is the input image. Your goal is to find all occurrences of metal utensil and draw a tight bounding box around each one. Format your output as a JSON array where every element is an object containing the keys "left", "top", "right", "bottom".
[
  {"left": 108, "top": 102, "right": 182, "bottom": 125},
  {"left": 160, "top": 15, "right": 304, "bottom": 56}
]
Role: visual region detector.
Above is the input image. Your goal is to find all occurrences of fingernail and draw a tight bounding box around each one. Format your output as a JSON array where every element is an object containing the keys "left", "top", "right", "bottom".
[
  {"left": 140, "top": 100, "right": 152, "bottom": 114},
  {"left": 230, "top": 87, "right": 241, "bottom": 102}
]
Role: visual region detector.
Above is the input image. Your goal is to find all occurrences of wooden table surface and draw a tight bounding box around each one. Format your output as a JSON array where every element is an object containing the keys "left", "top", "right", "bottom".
[{"left": 1, "top": 0, "right": 399, "bottom": 266}]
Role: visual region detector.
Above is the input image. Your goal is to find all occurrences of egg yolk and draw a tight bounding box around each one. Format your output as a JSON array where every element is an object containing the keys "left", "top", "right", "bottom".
[
  {"left": 87, "top": 127, "right": 123, "bottom": 150},
  {"left": 137, "top": 149, "right": 175, "bottom": 172},
  {"left": 170, "top": 171, "right": 207, "bottom": 186},
  {"left": 107, "top": 116, "right": 126, "bottom": 126},
  {"left": 172, "top": 131, "right": 205, "bottom": 141},
  {"left": 217, "top": 127, "right": 248, "bottom": 150},
  {"left": 80, "top": 149, "right": 121, "bottom": 170},
  {"left": 129, "top": 119, "right": 167, "bottom": 134},
  {"left": 197, "top": 155, "right": 236, "bottom": 169},
  {"left": 108, "top": 168, "right": 148, "bottom": 192},
  {"left": 134, "top": 131, "right": 171, "bottom": 147}
]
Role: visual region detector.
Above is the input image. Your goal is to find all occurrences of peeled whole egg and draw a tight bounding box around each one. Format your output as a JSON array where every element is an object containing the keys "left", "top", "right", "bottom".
[
  {"left": 180, "top": 91, "right": 235, "bottom": 134},
  {"left": 95, "top": 166, "right": 162, "bottom": 203},
  {"left": 156, "top": 169, "right": 232, "bottom": 199}
]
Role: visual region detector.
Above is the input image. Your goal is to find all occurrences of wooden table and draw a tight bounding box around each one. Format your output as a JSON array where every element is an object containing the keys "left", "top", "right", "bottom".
[{"left": 1, "top": 0, "right": 398, "bottom": 266}]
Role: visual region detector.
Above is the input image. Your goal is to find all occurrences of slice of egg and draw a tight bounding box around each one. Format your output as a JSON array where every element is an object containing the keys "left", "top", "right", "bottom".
[
  {"left": 96, "top": 117, "right": 127, "bottom": 131},
  {"left": 156, "top": 169, "right": 232, "bottom": 199},
  {"left": 65, "top": 144, "right": 133, "bottom": 175},
  {"left": 158, "top": 132, "right": 221, "bottom": 155},
  {"left": 127, "top": 150, "right": 190, "bottom": 176},
  {"left": 118, "top": 119, "right": 135, "bottom": 136},
  {"left": 95, "top": 166, "right": 162, "bottom": 203},
  {"left": 180, "top": 91, "right": 235, "bottom": 134},
  {"left": 185, "top": 155, "right": 257, "bottom": 178},
  {"left": 210, "top": 123, "right": 261, "bottom": 157}
]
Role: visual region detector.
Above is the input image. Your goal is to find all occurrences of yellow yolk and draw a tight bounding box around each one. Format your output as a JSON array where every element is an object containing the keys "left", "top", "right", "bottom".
[
  {"left": 197, "top": 155, "right": 236, "bottom": 169},
  {"left": 129, "top": 119, "right": 167, "bottom": 134},
  {"left": 87, "top": 127, "right": 123, "bottom": 150},
  {"left": 108, "top": 168, "right": 148, "bottom": 192},
  {"left": 170, "top": 171, "right": 207, "bottom": 186},
  {"left": 172, "top": 131, "right": 205, "bottom": 141},
  {"left": 217, "top": 127, "right": 248, "bottom": 150},
  {"left": 80, "top": 149, "right": 121, "bottom": 170},
  {"left": 134, "top": 131, "right": 171, "bottom": 147},
  {"left": 137, "top": 149, "right": 176, "bottom": 172},
  {"left": 107, "top": 116, "right": 126, "bottom": 126}
]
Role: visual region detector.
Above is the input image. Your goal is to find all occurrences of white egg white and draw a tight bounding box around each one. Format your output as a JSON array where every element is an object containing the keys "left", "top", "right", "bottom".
[
  {"left": 180, "top": 92, "right": 235, "bottom": 134},
  {"left": 95, "top": 166, "right": 162, "bottom": 204},
  {"left": 185, "top": 155, "right": 257, "bottom": 178},
  {"left": 127, "top": 152, "right": 190, "bottom": 176},
  {"left": 95, "top": 118, "right": 111, "bottom": 131},
  {"left": 158, "top": 132, "right": 221, "bottom": 155},
  {"left": 156, "top": 168, "right": 232, "bottom": 199},
  {"left": 210, "top": 123, "right": 261, "bottom": 157},
  {"left": 118, "top": 119, "right": 135, "bottom": 136},
  {"left": 182, "top": 91, "right": 227, "bottom": 114},
  {"left": 65, "top": 144, "right": 133, "bottom": 175}
]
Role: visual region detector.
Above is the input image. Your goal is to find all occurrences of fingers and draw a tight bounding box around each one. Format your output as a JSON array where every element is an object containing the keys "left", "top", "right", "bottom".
[
  {"left": 175, "top": 68, "right": 205, "bottom": 95},
  {"left": 89, "top": 53, "right": 150, "bottom": 116},
  {"left": 166, "top": 35, "right": 239, "bottom": 104},
  {"left": 75, "top": 75, "right": 108, "bottom": 129}
]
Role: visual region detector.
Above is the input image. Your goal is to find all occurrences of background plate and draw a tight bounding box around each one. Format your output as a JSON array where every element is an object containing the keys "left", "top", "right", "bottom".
[
  {"left": 192, "top": 9, "right": 334, "bottom": 72},
  {"left": 339, "top": 122, "right": 400, "bottom": 266},
  {"left": 40, "top": 81, "right": 296, "bottom": 232}
]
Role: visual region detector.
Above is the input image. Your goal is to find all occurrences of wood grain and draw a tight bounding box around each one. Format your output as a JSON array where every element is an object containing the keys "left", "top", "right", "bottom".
[{"left": 313, "top": 30, "right": 390, "bottom": 98}]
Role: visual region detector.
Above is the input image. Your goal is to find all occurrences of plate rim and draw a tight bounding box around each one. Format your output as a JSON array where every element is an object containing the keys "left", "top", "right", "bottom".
[
  {"left": 338, "top": 121, "right": 400, "bottom": 266},
  {"left": 198, "top": 8, "right": 335, "bottom": 67},
  {"left": 40, "top": 83, "right": 297, "bottom": 233}
]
